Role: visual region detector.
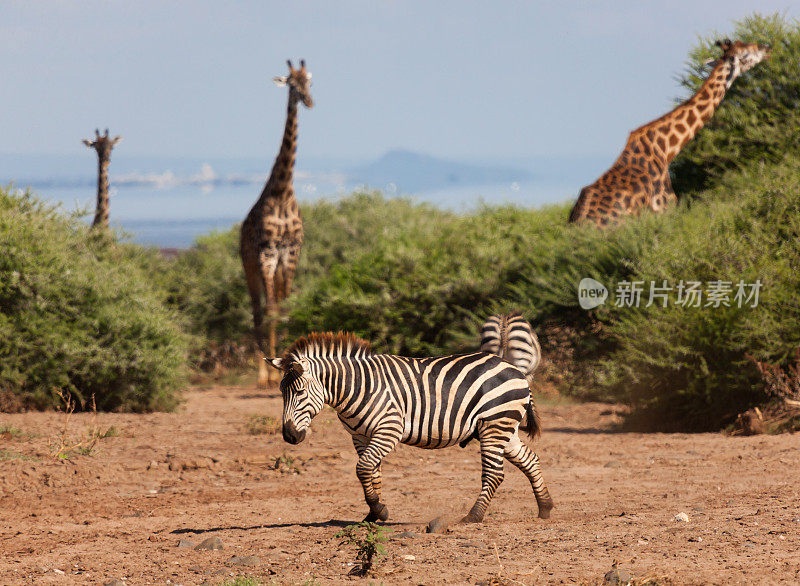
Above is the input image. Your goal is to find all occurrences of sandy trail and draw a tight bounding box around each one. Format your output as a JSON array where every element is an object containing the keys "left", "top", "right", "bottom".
[{"left": 1, "top": 385, "right": 799, "bottom": 585}]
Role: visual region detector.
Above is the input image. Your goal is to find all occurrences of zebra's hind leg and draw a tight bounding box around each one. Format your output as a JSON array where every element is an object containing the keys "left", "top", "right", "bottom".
[
  {"left": 504, "top": 432, "right": 554, "bottom": 519},
  {"left": 355, "top": 427, "right": 401, "bottom": 522},
  {"left": 461, "top": 425, "right": 508, "bottom": 523}
]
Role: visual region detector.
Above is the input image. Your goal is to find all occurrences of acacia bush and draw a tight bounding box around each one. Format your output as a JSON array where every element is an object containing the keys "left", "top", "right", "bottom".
[{"left": 0, "top": 188, "right": 189, "bottom": 411}]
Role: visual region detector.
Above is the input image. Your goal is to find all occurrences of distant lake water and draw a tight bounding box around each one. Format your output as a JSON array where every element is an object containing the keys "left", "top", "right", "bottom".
[
  {"left": 4, "top": 153, "right": 608, "bottom": 248},
  {"left": 28, "top": 180, "right": 579, "bottom": 248}
]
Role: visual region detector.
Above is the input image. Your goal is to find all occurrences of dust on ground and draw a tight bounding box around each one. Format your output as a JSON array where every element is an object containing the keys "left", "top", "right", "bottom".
[{"left": 1, "top": 385, "right": 799, "bottom": 585}]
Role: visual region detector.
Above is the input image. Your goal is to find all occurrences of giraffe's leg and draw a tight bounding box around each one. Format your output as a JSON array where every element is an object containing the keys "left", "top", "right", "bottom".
[
  {"left": 258, "top": 251, "right": 280, "bottom": 382},
  {"left": 504, "top": 432, "right": 554, "bottom": 519},
  {"left": 461, "top": 423, "right": 510, "bottom": 523},
  {"left": 355, "top": 426, "right": 401, "bottom": 522},
  {"left": 352, "top": 435, "right": 382, "bottom": 507},
  {"left": 243, "top": 264, "right": 269, "bottom": 389}
]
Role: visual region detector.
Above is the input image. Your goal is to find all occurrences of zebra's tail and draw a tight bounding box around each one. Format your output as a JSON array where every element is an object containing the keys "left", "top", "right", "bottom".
[{"left": 522, "top": 396, "right": 541, "bottom": 440}]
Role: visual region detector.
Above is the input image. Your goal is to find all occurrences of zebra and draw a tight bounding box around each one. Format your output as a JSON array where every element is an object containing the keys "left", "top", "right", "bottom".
[
  {"left": 480, "top": 312, "right": 541, "bottom": 378},
  {"left": 271, "top": 331, "right": 553, "bottom": 525}
]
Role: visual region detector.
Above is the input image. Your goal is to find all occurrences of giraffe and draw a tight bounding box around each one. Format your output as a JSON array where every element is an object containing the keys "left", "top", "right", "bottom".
[
  {"left": 568, "top": 40, "right": 771, "bottom": 227},
  {"left": 240, "top": 59, "right": 313, "bottom": 387},
  {"left": 82, "top": 128, "right": 122, "bottom": 230}
]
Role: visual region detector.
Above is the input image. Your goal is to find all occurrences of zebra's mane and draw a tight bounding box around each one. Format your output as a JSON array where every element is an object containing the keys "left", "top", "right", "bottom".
[{"left": 282, "top": 331, "right": 373, "bottom": 362}]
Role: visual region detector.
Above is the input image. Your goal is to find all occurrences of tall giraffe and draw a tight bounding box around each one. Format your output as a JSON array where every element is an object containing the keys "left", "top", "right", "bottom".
[
  {"left": 82, "top": 128, "right": 122, "bottom": 229},
  {"left": 568, "top": 40, "right": 770, "bottom": 226},
  {"left": 240, "top": 59, "right": 313, "bottom": 387}
]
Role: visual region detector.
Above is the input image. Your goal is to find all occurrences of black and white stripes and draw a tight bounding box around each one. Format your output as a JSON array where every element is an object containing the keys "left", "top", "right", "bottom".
[
  {"left": 273, "top": 332, "right": 553, "bottom": 525},
  {"left": 480, "top": 312, "right": 541, "bottom": 378}
]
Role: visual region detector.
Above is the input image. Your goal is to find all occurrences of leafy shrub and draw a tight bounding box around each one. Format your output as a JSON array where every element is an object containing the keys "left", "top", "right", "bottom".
[
  {"left": 671, "top": 12, "right": 800, "bottom": 193},
  {"left": 0, "top": 188, "right": 188, "bottom": 411}
]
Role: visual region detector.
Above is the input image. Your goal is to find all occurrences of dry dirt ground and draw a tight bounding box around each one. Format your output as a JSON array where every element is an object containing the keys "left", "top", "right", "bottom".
[{"left": 1, "top": 384, "right": 799, "bottom": 585}]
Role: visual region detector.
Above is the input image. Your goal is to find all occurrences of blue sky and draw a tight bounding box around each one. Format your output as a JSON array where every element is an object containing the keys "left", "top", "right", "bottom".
[{"left": 1, "top": 1, "right": 795, "bottom": 161}]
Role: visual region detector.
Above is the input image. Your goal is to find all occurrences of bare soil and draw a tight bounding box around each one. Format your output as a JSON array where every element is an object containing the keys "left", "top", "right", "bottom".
[{"left": 1, "top": 384, "right": 799, "bottom": 585}]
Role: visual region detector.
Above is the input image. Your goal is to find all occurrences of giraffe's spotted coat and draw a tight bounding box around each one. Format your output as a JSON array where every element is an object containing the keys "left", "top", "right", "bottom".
[{"left": 569, "top": 40, "right": 770, "bottom": 227}]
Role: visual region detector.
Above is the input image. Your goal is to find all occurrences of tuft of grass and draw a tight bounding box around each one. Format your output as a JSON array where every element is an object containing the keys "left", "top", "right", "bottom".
[
  {"left": 0, "top": 448, "right": 38, "bottom": 462},
  {"left": 0, "top": 424, "right": 22, "bottom": 439},
  {"left": 246, "top": 414, "right": 280, "bottom": 436},
  {"left": 335, "top": 521, "right": 392, "bottom": 576}
]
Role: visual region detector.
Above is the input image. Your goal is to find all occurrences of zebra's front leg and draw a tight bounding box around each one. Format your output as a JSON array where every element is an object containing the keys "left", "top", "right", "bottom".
[
  {"left": 462, "top": 425, "right": 508, "bottom": 523},
  {"left": 355, "top": 428, "right": 400, "bottom": 522},
  {"left": 352, "top": 436, "right": 383, "bottom": 507}
]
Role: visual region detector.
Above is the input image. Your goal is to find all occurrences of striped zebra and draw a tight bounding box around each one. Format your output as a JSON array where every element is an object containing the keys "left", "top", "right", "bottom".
[
  {"left": 480, "top": 312, "right": 541, "bottom": 378},
  {"left": 271, "top": 332, "right": 553, "bottom": 525}
]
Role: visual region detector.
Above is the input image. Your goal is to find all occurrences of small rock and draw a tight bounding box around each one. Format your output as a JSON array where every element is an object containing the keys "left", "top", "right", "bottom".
[
  {"left": 673, "top": 512, "right": 690, "bottom": 522},
  {"left": 52, "top": 569, "right": 65, "bottom": 575},
  {"left": 104, "top": 581, "right": 126, "bottom": 586},
  {"left": 177, "top": 539, "right": 195, "bottom": 548},
  {"left": 194, "top": 536, "right": 224, "bottom": 550},
  {"left": 603, "top": 568, "right": 632, "bottom": 584},
  {"left": 391, "top": 531, "right": 417, "bottom": 540},
  {"left": 228, "top": 555, "right": 260, "bottom": 567},
  {"left": 637, "top": 539, "right": 648, "bottom": 545},
  {"left": 147, "top": 460, "right": 159, "bottom": 470},
  {"left": 426, "top": 516, "right": 450, "bottom": 534},
  {"left": 603, "top": 461, "right": 621, "bottom": 468},
  {"left": 402, "top": 555, "right": 416, "bottom": 561},
  {"left": 459, "top": 541, "right": 485, "bottom": 549},
  {"left": 688, "top": 536, "right": 702, "bottom": 542}
]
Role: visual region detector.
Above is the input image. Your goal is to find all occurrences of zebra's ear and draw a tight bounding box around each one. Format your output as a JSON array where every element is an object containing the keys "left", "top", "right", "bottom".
[
  {"left": 269, "top": 357, "right": 283, "bottom": 370},
  {"left": 288, "top": 361, "right": 304, "bottom": 376}
]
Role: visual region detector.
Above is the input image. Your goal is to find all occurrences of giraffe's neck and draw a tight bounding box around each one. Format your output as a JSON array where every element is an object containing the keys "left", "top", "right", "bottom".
[
  {"left": 661, "top": 59, "right": 735, "bottom": 162},
  {"left": 259, "top": 96, "right": 299, "bottom": 206},
  {"left": 92, "top": 155, "right": 110, "bottom": 229}
]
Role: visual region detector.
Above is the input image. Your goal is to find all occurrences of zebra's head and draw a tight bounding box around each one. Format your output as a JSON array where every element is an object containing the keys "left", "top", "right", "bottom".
[{"left": 271, "top": 357, "right": 324, "bottom": 445}]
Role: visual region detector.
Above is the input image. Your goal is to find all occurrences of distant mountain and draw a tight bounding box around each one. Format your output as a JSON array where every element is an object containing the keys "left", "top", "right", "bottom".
[{"left": 347, "top": 149, "right": 532, "bottom": 193}]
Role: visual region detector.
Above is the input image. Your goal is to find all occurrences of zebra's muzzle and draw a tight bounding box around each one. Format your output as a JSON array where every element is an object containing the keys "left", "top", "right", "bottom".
[{"left": 282, "top": 421, "right": 306, "bottom": 445}]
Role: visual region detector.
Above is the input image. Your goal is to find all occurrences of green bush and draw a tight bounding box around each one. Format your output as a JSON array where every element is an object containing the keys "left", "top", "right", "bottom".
[
  {"left": 0, "top": 188, "right": 189, "bottom": 411},
  {"left": 593, "top": 158, "right": 800, "bottom": 430},
  {"left": 671, "top": 12, "right": 800, "bottom": 193}
]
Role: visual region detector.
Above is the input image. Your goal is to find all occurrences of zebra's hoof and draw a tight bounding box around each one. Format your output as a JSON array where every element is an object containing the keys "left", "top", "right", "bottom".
[
  {"left": 538, "top": 500, "right": 554, "bottom": 519},
  {"left": 364, "top": 503, "right": 389, "bottom": 522}
]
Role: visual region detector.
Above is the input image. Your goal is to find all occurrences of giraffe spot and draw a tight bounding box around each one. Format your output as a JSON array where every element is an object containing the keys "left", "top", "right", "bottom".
[
  {"left": 675, "top": 123, "right": 687, "bottom": 134},
  {"left": 669, "top": 134, "right": 679, "bottom": 146},
  {"left": 656, "top": 137, "right": 666, "bottom": 152},
  {"left": 699, "top": 89, "right": 710, "bottom": 100},
  {"left": 646, "top": 130, "right": 655, "bottom": 141},
  {"left": 624, "top": 196, "right": 632, "bottom": 206},
  {"left": 601, "top": 194, "right": 612, "bottom": 203}
]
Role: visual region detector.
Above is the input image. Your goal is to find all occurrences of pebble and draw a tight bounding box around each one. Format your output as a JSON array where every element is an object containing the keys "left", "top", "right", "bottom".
[
  {"left": 603, "top": 568, "right": 632, "bottom": 584},
  {"left": 426, "top": 516, "right": 450, "bottom": 534},
  {"left": 688, "top": 536, "right": 702, "bottom": 543},
  {"left": 603, "top": 461, "right": 621, "bottom": 468},
  {"left": 52, "top": 569, "right": 65, "bottom": 575},
  {"left": 402, "top": 555, "right": 416, "bottom": 561},
  {"left": 194, "top": 536, "right": 224, "bottom": 550},
  {"left": 104, "top": 581, "right": 126, "bottom": 586},
  {"left": 177, "top": 539, "right": 195, "bottom": 548},
  {"left": 459, "top": 541, "right": 485, "bottom": 549},
  {"left": 673, "top": 512, "right": 690, "bottom": 522},
  {"left": 228, "top": 555, "right": 260, "bottom": 567},
  {"left": 391, "top": 531, "right": 418, "bottom": 540}
]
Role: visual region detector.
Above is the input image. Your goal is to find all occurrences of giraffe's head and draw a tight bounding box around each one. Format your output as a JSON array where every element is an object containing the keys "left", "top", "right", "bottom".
[
  {"left": 273, "top": 59, "right": 314, "bottom": 108},
  {"left": 715, "top": 39, "right": 771, "bottom": 86},
  {"left": 82, "top": 128, "right": 122, "bottom": 158}
]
